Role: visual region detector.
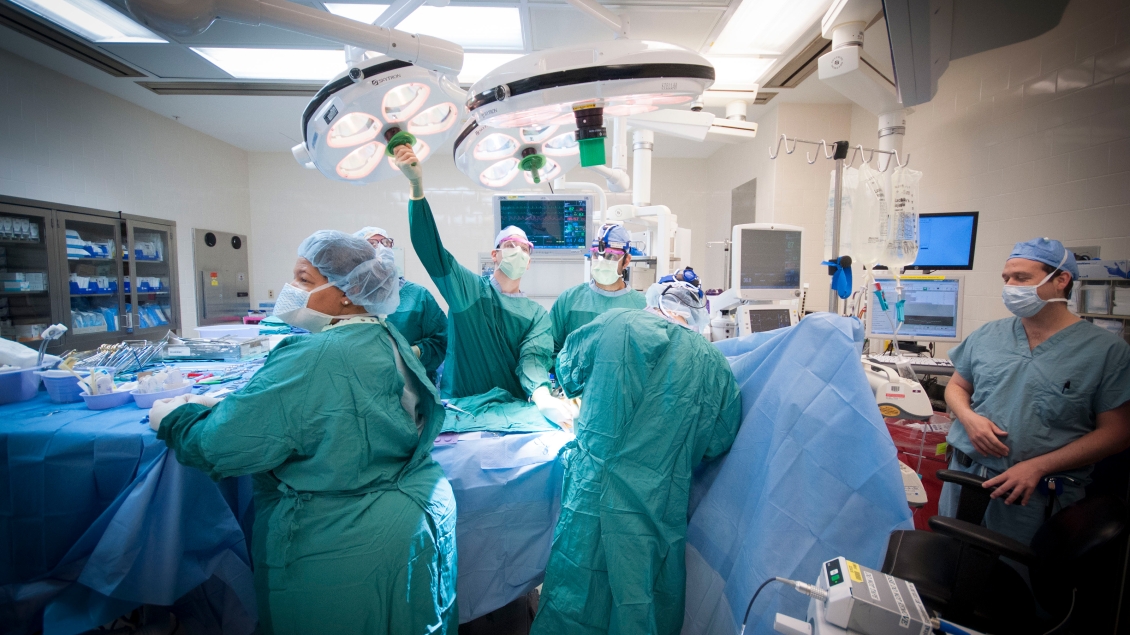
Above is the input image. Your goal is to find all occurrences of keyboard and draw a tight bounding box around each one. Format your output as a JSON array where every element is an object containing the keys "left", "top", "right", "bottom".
[{"left": 870, "top": 355, "right": 954, "bottom": 368}]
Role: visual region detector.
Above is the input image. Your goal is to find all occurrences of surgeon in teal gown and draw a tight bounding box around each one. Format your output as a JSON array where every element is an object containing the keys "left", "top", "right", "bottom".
[
  {"left": 152, "top": 231, "right": 458, "bottom": 635},
  {"left": 355, "top": 227, "right": 448, "bottom": 383},
  {"left": 532, "top": 281, "right": 743, "bottom": 635},
  {"left": 392, "top": 145, "right": 574, "bottom": 426},
  {"left": 550, "top": 222, "right": 645, "bottom": 356}
]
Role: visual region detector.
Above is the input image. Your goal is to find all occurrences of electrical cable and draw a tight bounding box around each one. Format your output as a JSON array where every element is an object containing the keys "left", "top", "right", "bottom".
[
  {"left": 1040, "top": 588, "right": 1076, "bottom": 635},
  {"left": 740, "top": 577, "right": 778, "bottom": 634}
]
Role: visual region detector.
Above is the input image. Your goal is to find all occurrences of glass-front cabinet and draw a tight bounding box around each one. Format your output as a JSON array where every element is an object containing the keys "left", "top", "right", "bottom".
[
  {"left": 0, "top": 195, "right": 181, "bottom": 354},
  {"left": 0, "top": 202, "right": 56, "bottom": 346},
  {"left": 57, "top": 210, "right": 126, "bottom": 350},
  {"left": 123, "top": 215, "right": 179, "bottom": 338}
]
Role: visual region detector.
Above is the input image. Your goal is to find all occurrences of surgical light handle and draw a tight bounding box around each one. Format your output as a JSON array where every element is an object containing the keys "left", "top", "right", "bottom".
[{"left": 125, "top": 0, "right": 464, "bottom": 74}]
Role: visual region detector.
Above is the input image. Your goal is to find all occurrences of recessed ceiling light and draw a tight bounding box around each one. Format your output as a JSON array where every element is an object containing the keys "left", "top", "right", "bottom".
[
  {"left": 191, "top": 48, "right": 345, "bottom": 80},
  {"left": 706, "top": 56, "right": 776, "bottom": 90},
  {"left": 324, "top": 4, "right": 523, "bottom": 50},
  {"left": 11, "top": 0, "right": 166, "bottom": 43},
  {"left": 710, "top": 0, "right": 830, "bottom": 56}
]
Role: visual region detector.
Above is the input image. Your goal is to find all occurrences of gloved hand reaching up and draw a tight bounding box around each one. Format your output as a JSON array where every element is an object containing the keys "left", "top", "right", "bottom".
[{"left": 394, "top": 145, "right": 424, "bottom": 199}]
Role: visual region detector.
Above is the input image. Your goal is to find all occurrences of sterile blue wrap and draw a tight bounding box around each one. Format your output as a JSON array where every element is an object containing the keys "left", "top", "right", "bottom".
[
  {"left": 432, "top": 431, "right": 571, "bottom": 623},
  {"left": 0, "top": 395, "right": 257, "bottom": 635},
  {"left": 683, "top": 314, "right": 913, "bottom": 635}
]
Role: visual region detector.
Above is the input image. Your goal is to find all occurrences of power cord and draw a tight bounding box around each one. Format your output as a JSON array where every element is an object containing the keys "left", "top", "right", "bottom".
[{"left": 739, "top": 577, "right": 827, "bottom": 635}]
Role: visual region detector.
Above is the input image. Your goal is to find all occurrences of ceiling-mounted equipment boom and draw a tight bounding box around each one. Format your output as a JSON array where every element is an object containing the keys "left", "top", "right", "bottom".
[{"left": 124, "top": 0, "right": 463, "bottom": 74}]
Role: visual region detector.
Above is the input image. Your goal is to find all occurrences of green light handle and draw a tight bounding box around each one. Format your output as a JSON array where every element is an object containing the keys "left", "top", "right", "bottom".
[{"left": 385, "top": 130, "right": 418, "bottom": 165}]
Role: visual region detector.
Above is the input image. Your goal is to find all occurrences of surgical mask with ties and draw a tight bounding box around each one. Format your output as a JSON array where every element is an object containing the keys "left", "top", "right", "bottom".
[
  {"left": 1001, "top": 251, "right": 1069, "bottom": 319},
  {"left": 498, "top": 247, "right": 530, "bottom": 280},
  {"left": 274, "top": 282, "right": 336, "bottom": 333},
  {"left": 591, "top": 258, "right": 622, "bottom": 285}
]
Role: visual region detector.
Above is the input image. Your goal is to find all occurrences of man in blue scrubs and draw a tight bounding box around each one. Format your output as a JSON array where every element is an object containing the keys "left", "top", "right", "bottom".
[{"left": 941, "top": 238, "right": 1130, "bottom": 545}]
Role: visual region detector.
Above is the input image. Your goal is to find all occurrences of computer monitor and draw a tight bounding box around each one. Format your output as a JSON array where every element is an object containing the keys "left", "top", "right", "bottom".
[
  {"left": 730, "top": 223, "right": 804, "bottom": 301},
  {"left": 493, "top": 195, "right": 593, "bottom": 253},
  {"left": 904, "top": 212, "right": 979, "bottom": 271},
  {"left": 867, "top": 276, "right": 964, "bottom": 343}
]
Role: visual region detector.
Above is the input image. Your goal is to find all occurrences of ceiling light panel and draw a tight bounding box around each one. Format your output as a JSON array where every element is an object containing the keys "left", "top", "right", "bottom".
[
  {"left": 324, "top": 4, "right": 523, "bottom": 50},
  {"left": 11, "top": 0, "right": 166, "bottom": 43},
  {"left": 191, "top": 47, "right": 346, "bottom": 80},
  {"left": 710, "top": 0, "right": 831, "bottom": 56},
  {"left": 706, "top": 56, "right": 776, "bottom": 90}
]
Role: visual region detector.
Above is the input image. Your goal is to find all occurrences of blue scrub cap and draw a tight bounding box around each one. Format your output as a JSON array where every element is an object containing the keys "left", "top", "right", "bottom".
[
  {"left": 298, "top": 230, "right": 400, "bottom": 316},
  {"left": 1008, "top": 237, "right": 1079, "bottom": 280}
]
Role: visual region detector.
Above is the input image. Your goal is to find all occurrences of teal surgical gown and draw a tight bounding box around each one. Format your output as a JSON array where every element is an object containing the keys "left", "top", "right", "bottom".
[
  {"left": 943, "top": 317, "right": 1130, "bottom": 544},
  {"left": 386, "top": 277, "right": 448, "bottom": 382},
  {"left": 549, "top": 281, "right": 646, "bottom": 355},
  {"left": 531, "top": 308, "right": 742, "bottom": 635},
  {"left": 159, "top": 318, "right": 458, "bottom": 635},
  {"left": 408, "top": 197, "right": 553, "bottom": 400}
]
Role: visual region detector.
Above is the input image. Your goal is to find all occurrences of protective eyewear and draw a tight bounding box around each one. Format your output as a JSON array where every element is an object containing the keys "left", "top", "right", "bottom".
[
  {"left": 590, "top": 249, "right": 625, "bottom": 261},
  {"left": 499, "top": 239, "right": 532, "bottom": 254},
  {"left": 368, "top": 236, "right": 395, "bottom": 248}
]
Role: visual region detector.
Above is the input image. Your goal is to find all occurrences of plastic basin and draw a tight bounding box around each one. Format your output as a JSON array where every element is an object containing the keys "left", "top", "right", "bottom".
[
  {"left": 131, "top": 383, "right": 194, "bottom": 409},
  {"left": 0, "top": 366, "right": 43, "bottom": 405},
  {"left": 37, "top": 370, "right": 88, "bottom": 404},
  {"left": 83, "top": 390, "right": 134, "bottom": 410}
]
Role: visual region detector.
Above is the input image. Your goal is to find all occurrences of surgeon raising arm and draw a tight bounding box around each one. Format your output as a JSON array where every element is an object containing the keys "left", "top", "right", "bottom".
[
  {"left": 151, "top": 232, "right": 458, "bottom": 635},
  {"left": 393, "top": 144, "right": 573, "bottom": 425},
  {"left": 941, "top": 237, "right": 1130, "bottom": 545}
]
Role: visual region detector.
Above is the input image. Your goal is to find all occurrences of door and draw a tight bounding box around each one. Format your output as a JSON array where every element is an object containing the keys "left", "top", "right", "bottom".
[
  {"left": 0, "top": 202, "right": 57, "bottom": 347},
  {"left": 55, "top": 210, "right": 126, "bottom": 350},
  {"left": 193, "top": 229, "right": 250, "bottom": 327},
  {"left": 124, "top": 217, "right": 178, "bottom": 338}
]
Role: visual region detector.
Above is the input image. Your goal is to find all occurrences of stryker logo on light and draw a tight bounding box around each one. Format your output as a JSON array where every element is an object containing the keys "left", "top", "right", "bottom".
[{"left": 373, "top": 74, "right": 402, "bottom": 86}]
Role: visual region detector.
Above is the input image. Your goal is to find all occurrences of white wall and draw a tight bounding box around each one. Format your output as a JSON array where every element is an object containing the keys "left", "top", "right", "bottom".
[
  {"left": 0, "top": 49, "right": 251, "bottom": 335},
  {"left": 846, "top": 0, "right": 1130, "bottom": 342}
]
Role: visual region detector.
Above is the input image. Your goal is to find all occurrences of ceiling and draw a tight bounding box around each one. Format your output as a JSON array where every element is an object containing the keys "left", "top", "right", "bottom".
[{"left": 0, "top": 0, "right": 862, "bottom": 157}]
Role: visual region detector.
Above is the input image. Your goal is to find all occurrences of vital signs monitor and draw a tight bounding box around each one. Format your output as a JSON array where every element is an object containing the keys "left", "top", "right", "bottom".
[
  {"left": 493, "top": 195, "right": 593, "bottom": 253},
  {"left": 730, "top": 223, "right": 804, "bottom": 301}
]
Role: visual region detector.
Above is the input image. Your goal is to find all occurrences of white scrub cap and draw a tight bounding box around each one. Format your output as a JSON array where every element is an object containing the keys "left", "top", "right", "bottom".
[
  {"left": 298, "top": 230, "right": 400, "bottom": 316},
  {"left": 354, "top": 226, "right": 390, "bottom": 241},
  {"left": 495, "top": 226, "right": 533, "bottom": 248}
]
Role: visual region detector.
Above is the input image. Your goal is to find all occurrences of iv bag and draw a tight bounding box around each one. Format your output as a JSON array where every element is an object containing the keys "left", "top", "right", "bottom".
[
  {"left": 853, "top": 163, "right": 887, "bottom": 267},
  {"left": 883, "top": 166, "right": 922, "bottom": 271},
  {"left": 823, "top": 167, "right": 859, "bottom": 261}
]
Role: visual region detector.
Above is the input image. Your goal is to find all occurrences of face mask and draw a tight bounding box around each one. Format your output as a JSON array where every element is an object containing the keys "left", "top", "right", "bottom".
[
  {"left": 274, "top": 282, "right": 335, "bottom": 333},
  {"left": 591, "top": 258, "right": 622, "bottom": 285},
  {"left": 1001, "top": 252, "right": 1069, "bottom": 319},
  {"left": 498, "top": 247, "right": 530, "bottom": 280}
]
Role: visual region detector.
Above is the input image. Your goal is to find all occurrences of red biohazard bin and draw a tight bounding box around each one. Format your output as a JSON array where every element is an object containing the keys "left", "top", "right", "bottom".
[{"left": 886, "top": 416, "right": 952, "bottom": 531}]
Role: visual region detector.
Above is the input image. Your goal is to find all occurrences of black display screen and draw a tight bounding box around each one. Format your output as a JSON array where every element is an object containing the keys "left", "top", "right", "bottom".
[{"left": 740, "top": 229, "right": 801, "bottom": 289}]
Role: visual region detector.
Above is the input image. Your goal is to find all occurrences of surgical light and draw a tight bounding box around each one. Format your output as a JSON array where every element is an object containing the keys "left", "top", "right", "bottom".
[
  {"left": 457, "top": 53, "right": 523, "bottom": 85},
  {"left": 325, "top": 4, "right": 524, "bottom": 51},
  {"left": 454, "top": 119, "right": 582, "bottom": 190},
  {"left": 292, "top": 55, "right": 465, "bottom": 184},
  {"left": 709, "top": 0, "right": 832, "bottom": 56},
  {"left": 11, "top": 0, "right": 166, "bottom": 43},
  {"left": 465, "top": 40, "right": 714, "bottom": 167},
  {"left": 192, "top": 47, "right": 347, "bottom": 81}
]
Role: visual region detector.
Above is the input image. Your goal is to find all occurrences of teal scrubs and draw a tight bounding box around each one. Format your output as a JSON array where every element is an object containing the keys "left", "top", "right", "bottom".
[
  {"left": 386, "top": 278, "right": 448, "bottom": 383},
  {"left": 942, "top": 317, "right": 1130, "bottom": 544},
  {"left": 532, "top": 308, "right": 742, "bottom": 635},
  {"left": 159, "top": 318, "right": 457, "bottom": 635},
  {"left": 549, "top": 281, "right": 646, "bottom": 355},
  {"left": 408, "top": 197, "right": 553, "bottom": 400}
]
